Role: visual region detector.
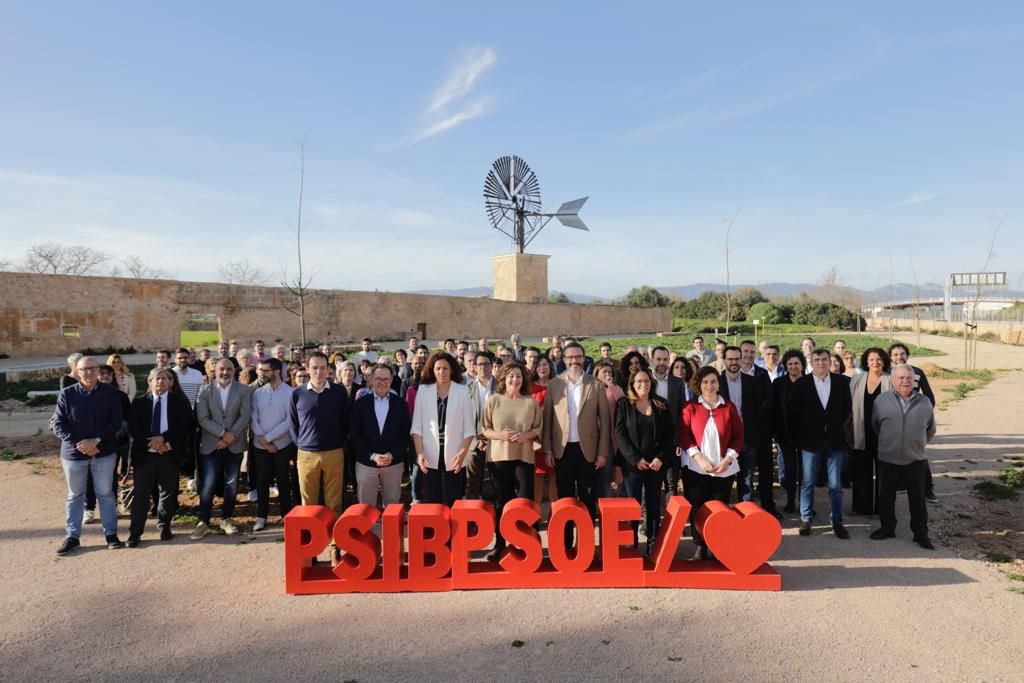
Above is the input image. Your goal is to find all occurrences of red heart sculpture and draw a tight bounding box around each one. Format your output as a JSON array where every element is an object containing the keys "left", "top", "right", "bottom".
[{"left": 696, "top": 501, "right": 782, "bottom": 575}]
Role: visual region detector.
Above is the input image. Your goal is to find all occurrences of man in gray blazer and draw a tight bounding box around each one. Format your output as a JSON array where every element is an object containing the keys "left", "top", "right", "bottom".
[
  {"left": 191, "top": 358, "right": 252, "bottom": 539},
  {"left": 465, "top": 351, "right": 497, "bottom": 499}
]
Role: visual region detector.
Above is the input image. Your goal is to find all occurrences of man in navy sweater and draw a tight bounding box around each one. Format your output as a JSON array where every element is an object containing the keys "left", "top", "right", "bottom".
[
  {"left": 52, "top": 356, "right": 124, "bottom": 554},
  {"left": 290, "top": 352, "right": 350, "bottom": 519}
]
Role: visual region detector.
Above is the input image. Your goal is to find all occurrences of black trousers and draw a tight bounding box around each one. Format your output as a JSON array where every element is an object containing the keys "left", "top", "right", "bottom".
[
  {"left": 464, "top": 445, "right": 488, "bottom": 500},
  {"left": 756, "top": 440, "right": 777, "bottom": 510},
  {"left": 850, "top": 448, "right": 878, "bottom": 514},
  {"left": 489, "top": 460, "right": 534, "bottom": 547},
  {"left": 252, "top": 444, "right": 296, "bottom": 520},
  {"left": 877, "top": 459, "right": 929, "bottom": 539},
  {"left": 129, "top": 455, "right": 179, "bottom": 539},
  {"left": 778, "top": 441, "right": 801, "bottom": 506},
  {"left": 623, "top": 466, "right": 665, "bottom": 545},
  {"left": 683, "top": 468, "right": 735, "bottom": 549},
  {"left": 554, "top": 442, "right": 597, "bottom": 549},
  {"left": 664, "top": 459, "right": 682, "bottom": 495}
]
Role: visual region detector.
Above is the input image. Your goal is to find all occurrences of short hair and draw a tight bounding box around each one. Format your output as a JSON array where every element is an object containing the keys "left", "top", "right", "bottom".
[
  {"left": 362, "top": 337, "right": 372, "bottom": 344},
  {"left": 891, "top": 363, "right": 915, "bottom": 378},
  {"left": 694, "top": 365, "right": 720, "bottom": 387},
  {"left": 444, "top": 338, "right": 455, "bottom": 345},
  {"left": 592, "top": 358, "right": 617, "bottom": 377},
  {"left": 306, "top": 351, "right": 329, "bottom": 367},
  {"left": 801, "top": 337, "right": 816, "bottom": 347},
  {"left": 98, "top": 364, "right": 114, "bottom": 376},
  {"left": 692, "top": 335, "right": 704, "bottom": 342},
  {"left": 394, "top": 348, "right": 407, "bottom": 360},
  {"left": 739, "top": 339, "right": 756, "bottom": 348},
  {"left": 66, "top": 352, "right": 83, "bottom": 369},
  {"left": 562, "top": 341, "right": 585, "bottom": 357},
  {"left": 811, "top": 348, "right": 831, "bottom": 359},
  {"left": 475, "top": 350, "right": 494, "bottom": 364},
  {"left": 338, "top": 360, "right": 356, "bottom": 373},
  {"left": 599, "top": 341, "right": 612, "bottom": 350},
  {"left": 834, "top": 339, "right": 846, "bottom": 346},
  {"left": 254, "top": 339, "right": 264, "bottom": 345},
  {"left": 888, "top": 342, "right": 911, "bottom": 358},
  {"left": 495, "top": 361, "right": 530, "bottom": 396},
  {"left": 650, "top": 345, "right": 669, "bottom": 357},
  {"left": 258, "top": 357, "right": 282, "bottom": 374},
  {"left": 723, "top": 345, "right": 741, "bottom": 358},
  {"left": 781, "top": 349, "right": 806, "bottom": 371},
  {"left": 148, "top": 366, "right": 175, "bottom": 383},
  {"left": 420, "top": 351, "right": 464, "bottom": 385},
  {"left": 415, "top": 344, "right": 430, "bottom": 354},
  {"left": 830, "top": 353, "right": 846, "bottom": 374},
  {"left": 271, "top": 344, "right": 286, "bottom": 354},
  {"left": 371, "top": 362, "right": 393, "bottom": 378},
  {"left": 174, "top": 347, "right": 189, "bottom": 357},
  {"left": 766, "top": 344, "right": 780, "bottom": 353},
  {"left": 861, "top": 347, "right": 892, "bottom": 373},
  {"left": 237, "top": 348, "right": 252, "bottom": 359},
  {"left": 157, "top": 349, "right": 171, "bottom": 357}
]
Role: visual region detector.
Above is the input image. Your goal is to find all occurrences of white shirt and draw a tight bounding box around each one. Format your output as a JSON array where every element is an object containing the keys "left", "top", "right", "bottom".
[
  {"left": 216, "top": 382, "right": 233, "bottom": 411},
  {"left": 565, "top": 374, "right": 584, "bottom": 443},
  {"left": 813, "top": 373, "right": 831, "bottom": 410},
  {"left": 373, "top": 392, "right": 390, "bottom": 433},
  {"left": 725, "top": 373, "right": 742, "bottom": 412},
  {"left": 355, "top": 350, "right": 379, "bottom": 365},
  {"left": 475, "top": 377, "right": 493, "bottom": 416},
  {"left": 149, "top": 392, "right": 169, "bottom": 452},
  {"left": 653, "top": 373, "right": 669, "bottom": 400}
]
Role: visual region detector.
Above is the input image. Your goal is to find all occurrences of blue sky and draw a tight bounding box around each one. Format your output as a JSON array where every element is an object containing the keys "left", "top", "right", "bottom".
[{"left": 2, "top": 2, "right": 1022, "bottom": 297}]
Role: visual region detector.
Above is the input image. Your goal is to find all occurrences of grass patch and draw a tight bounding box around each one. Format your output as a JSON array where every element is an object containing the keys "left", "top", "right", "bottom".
[
  {"left": 511, "top": 640, "right": 524, "bottom": 648},
  {"left": 180, "top": 330, "right": 221, "bottom": 348},
  {"left": 998, "top": 468, "right": 1024, "bottom": 488},
  {"left": 984, "top": 550, "right": 1013, "bottom": 563},
  {"left": 973, "top": 481, "right": 1019, "bottom": 501},
  {"left": 579, "top": 333, "right": 936, "bottom": 360},
  {"left": 1, "top": 452, "right": 23, "bottom": 461},
  {"left": 173, "top": 513, "right": 199, "bottom": 525},
  {"left": 1006, "top": 572, "right": 1024, "bottom": 582},
  {"left": 628, "top": 605, "right": 641, "bottom": 611},
  {"left": 1010, "top": 587, "right": 1024, "bottom": 596}
]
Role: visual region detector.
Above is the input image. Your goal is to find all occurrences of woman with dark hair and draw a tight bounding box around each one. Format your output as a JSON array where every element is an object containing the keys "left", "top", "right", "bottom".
[
  {"left": 848, "top": 347, "right": 892, "bottom": 516},
  {"left": 679, "top": 366, "right": 745, "bottom": 560},
  {"left": 830, "top": 353, "right": 847, "bottom": 376},
  {"left": 411, "top": 352, "right": 475, "bottom": 506},
  {"left": 530, "top": 354, "right": 557, "bottom": 506},
  {"left": 617, "top": 351, "right": 649, "bottom": 391},
  {"left": 614, "top": 367, "right": 676, "bottom": 554},
  {"left": 481, "top": 361, "right": 542, "bottom": 560},
  {"left": 593, "top": 359, "right": 625, "bottom": 497},
  {"left": 772, "top": 349, "right": 806, "bottom": 512},
  {"left": 548, "top": 343, "right": 565, "bottom": 375}
]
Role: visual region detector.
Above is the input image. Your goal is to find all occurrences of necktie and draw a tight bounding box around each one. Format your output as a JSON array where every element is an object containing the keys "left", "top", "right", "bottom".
[{"left": 151, "top": 395, "right": 162, "bottom": 435}]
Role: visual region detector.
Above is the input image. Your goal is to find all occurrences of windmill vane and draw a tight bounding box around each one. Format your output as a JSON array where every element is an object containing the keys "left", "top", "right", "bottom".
[{"left": 483, "top": 154, "right": 589, "bottom": 253}]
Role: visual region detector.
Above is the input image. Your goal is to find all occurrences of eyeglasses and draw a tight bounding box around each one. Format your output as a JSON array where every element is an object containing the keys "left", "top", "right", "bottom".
[{"left": 79, "top": 366, "right": 98, "bottom": 372}]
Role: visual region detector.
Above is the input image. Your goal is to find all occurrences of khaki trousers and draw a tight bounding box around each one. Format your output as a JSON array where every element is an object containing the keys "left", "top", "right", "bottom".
[{"left": 297, "top": 448, "right": 344, "bottom": 515}]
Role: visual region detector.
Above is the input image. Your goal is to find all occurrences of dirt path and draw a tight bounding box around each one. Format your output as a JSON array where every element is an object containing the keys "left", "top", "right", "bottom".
[
  {"left": 2, "top": 379, "right": 1023, "bottom": 681},
  {"left": 891, "top": 331, "right": 1024, "bottom": 370}
]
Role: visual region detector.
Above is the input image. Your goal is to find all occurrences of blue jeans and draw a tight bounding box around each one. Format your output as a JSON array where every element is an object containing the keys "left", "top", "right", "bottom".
[
  {"left": 800, "top": 448, "right": 845, "bottom": 524},
  {"left": 199, "top": 449, "right": 243, "bottom": 524},
  {"left": 734, "top": 444, "right": 757, "bottom": 502},
  {"left": 593, "top": 451, "right": 615, "bottom": 499},
  {"left": 61, "top": 454, "right": 118, "bottom": 538}
]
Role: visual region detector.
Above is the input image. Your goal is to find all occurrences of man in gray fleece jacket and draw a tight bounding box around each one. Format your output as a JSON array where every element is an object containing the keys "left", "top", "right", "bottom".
[{"left": 870, "top": 364, "right": 937, "bottom": 549}]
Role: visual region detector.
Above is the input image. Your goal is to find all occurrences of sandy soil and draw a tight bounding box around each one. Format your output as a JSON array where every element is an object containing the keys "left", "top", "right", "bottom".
[{"left": 2, "top": 367, "right": 1023, "bottom": 681}]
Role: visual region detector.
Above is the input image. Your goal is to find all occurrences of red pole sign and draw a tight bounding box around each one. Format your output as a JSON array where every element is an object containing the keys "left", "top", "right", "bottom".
[{"left": 284, "top": 496, "right": 782, "bottom": 594}]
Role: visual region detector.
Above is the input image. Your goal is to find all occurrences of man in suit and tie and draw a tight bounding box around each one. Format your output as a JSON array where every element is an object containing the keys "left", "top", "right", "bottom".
[
  {"left": 192, "top": 358, "right": 252, "bottom": 539},
  {"left": 648, "top": 346, "right": 684, "bottom": 495},
  {"left": 466, "top": 351, "right": 496, "bottom": 499},
  {"left": 790, "top": 348, "right": 853, "bottom": 539},
  {"left": 509, "top": 333, "right": 526, "bottom": 362},
  {"left": 350, "top": 364, "right": 412, "bottom": 508},
  {"left": 739, "top": 339, "right": 782, "bottom": 517},
  {"left": 127, "top": 367, "right": 192, "bottom": 547},
  {"left": 719, "top": 346, "right": 764, "bottom": 505},
  {"left": 542, "top": 341, "right": 611, "bottom": 547}
]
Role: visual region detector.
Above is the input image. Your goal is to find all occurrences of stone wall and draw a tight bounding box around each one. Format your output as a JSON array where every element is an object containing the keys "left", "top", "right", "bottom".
[{"left": 0, "top": 272, "right": 671, "bottom": 357}]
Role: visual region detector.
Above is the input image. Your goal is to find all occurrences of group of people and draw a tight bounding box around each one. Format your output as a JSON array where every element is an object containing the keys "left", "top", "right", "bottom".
[{"left": 52, "top": 332, "right": 937, "bottom": 561}]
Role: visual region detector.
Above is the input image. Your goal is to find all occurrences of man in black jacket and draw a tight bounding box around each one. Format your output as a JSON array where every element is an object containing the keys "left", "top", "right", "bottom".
[
  {"left": 649, "top": 346, "right": 684, "bottom": 495},
  {"left": 739, "top": 339, "right": 781, "bottom": 517},
  {"left": 127, "top": 367, "right": 193, "bottom": 547},
  {"left": 350, "top": 364, "right": 412, "bottom": 508},
  {"left": 718, "top": 346, "right": 764, "bottom": 506},
  {"left": 789, "top": 349, "right": 853, "bottom": 539}
]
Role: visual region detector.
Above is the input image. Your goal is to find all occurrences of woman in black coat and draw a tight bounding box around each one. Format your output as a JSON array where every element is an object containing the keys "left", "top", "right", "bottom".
[{"left": 614, "top": 367, "right": 676, "bottom": 554}]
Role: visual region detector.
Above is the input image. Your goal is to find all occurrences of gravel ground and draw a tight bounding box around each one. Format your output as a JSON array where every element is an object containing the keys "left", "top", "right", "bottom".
[{"left": 2, "top": 343, "right": 1023, "bottom": 682}]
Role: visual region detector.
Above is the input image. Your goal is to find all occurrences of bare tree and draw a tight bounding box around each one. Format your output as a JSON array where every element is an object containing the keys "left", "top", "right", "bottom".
[
  {"left": 908, "top": 252, "right": 922, "bottom": 348},
  {"left": 0, "top": 259, "right": 11, "bottom": 271},
  {"left": 218, "top": 258, "right": 270, "bottom": 285},
  {"left": 121, "top": 255, "right": 172, "bottom": 280},
  {"left": 22, "top": 242, "right": 111, "bottom": 275},
  {"left": 721, "top": 209, "right": 740, "bottom": 334},
  {"left": 965, "top": 219, "right": 1003, "bottom": 369},
  {"left": 279, "top": 144, "right": 318, "bottom": 346}
]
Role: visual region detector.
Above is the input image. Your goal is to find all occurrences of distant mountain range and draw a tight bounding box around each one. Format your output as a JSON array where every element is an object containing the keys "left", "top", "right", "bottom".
[{"left": 408, "top": 281, "right": 1020, "bottom": 304}]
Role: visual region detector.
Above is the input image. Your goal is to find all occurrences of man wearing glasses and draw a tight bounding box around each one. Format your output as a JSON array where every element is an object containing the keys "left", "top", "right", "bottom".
[
  {"left": 52, "top": 356, "right": 125, "bottom": 554},
  {"left": 466, "top": 351, "right": 496, "bottom": 499}
]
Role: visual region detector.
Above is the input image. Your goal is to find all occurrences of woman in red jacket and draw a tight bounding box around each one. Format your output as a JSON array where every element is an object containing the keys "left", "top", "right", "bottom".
[{"left": 679, "top": 366, "right": 745, "bottom": 560}]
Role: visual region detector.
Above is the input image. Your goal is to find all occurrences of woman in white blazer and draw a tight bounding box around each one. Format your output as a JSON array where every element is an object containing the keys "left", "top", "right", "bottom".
[
  {"left": 411, "top": 352, "right": 476, "bottom": 506},
  {"left": 849, "top": 347, "right": 892, "bottom": 516}
]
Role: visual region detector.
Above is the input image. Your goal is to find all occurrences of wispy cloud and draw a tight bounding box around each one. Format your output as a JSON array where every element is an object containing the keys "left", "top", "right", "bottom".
[
  {"left": 408, "top": 47, "right": 496, "bottom": 144},
  {"left": 894, "top": 192, "right": 937, "bottom": 206},
  {"left": 426, "top": 47, "right": 496, "bottom": 114}
]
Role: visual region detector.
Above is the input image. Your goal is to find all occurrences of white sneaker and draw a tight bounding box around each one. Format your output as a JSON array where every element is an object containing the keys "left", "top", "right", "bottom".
[
  {"left": 247, "top": 489, "right": 258, "bottom": 502},
  {"left": 83, "top": 509, "right": 96, "bottom": 524},
  {"left": 269, "top": 486, "right": 279, "bottom": 498},
  {"left": 253, "top": 517, "right": 267, "bottom": 532},
  {"left": 186, "top": 479, "right": 196, "bottom": 493},
  {"left": 220, "top": 518, "right": 239, "bottom": 535},
  {"left": 190, "top": 522, "right": 210, "bottom": 541}
]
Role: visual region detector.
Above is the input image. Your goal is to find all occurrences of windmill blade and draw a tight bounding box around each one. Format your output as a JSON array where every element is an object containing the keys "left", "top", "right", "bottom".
[{"left": 556, "top": 214, "right": 589, "bottom": 231}]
